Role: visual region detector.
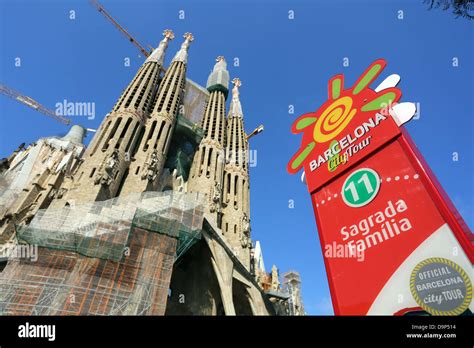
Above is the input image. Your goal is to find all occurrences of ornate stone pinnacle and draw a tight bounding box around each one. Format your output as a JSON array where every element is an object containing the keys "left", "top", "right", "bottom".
[
  {"left": 232, "top": 78, "right": 242, "bottom": 88},
  {"left": 162, "top": 29, "right": 175, "bottom": 40},
  {"left": 216, "top": 56, "right": 225, "bottom": 63},
  {"left": 183, "top": 32, "right": 194, "bottom": 42}
]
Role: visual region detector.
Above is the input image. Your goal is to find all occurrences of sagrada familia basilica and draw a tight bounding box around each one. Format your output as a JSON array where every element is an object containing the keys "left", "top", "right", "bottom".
[{"left": 0, "top": 30, "right": 304, "bottom": 316}]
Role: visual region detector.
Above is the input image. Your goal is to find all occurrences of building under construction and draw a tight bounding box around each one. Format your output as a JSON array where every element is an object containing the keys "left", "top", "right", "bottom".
[{"left": 0, "top": 28, "right": 304, "bottom": 315}]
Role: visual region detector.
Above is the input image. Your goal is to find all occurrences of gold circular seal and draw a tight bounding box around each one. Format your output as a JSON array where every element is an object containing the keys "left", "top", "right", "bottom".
[{"left": 410, "top": 257, "right": 472, "bottom": 316}]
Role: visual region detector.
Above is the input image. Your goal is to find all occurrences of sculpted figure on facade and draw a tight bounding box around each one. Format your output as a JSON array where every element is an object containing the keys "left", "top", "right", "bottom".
[
  {"left": 240, "top": 213, "right": 251, "bottom": 248},
  {"left": 142, "top": 150, "right": 160, "bottom": 182},
  {"left": 210, "top": 181, "right": 221, "bottom": 213},
  {"left": 94, "top": 149, "right": 120, "bottom": 186}
]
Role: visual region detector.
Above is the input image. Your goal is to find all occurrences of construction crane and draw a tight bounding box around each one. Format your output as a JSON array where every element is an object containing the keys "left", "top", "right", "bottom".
[
  {"left": 0, "top": 84, "right": 71, "bottom": 125},
  {"left": 89, "top": 0, "right": 152, "bottom": 58}
]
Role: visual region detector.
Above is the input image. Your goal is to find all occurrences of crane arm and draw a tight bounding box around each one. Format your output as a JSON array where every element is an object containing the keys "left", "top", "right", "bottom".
[
  {"left": 0, "top": 84, "right": 71, "bottom": 125},
  {"left": 89, "top": 0, "right": 151, "bottom": 57}
]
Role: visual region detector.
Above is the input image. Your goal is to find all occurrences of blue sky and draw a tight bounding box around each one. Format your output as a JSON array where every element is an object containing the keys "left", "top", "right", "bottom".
[{"left": 0, "top": 0, "right": 472, "bottom": 315}]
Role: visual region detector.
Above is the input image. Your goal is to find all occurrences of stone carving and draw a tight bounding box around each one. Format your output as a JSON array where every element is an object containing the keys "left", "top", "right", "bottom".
[
  {"left": 210, "top": 181, "right": 221, "bottom": 213},
  {"left": 94, "top": 149, "right": 120, "bottom": 186},
  {"left": 242, "top": 213, "right": 250, "bottom": 234},
  {"left": 249, "top": 247, "right": 255, "bottom": 276},
  {"left": 2, "top": 142, "right": 26, "bottom": 171},
  {"left": 142, "top": 150, "right": 160, "bottom": 182},
  {"left": 93, "top": 168, "right": 102, "bottom": 185},
  {"left": 240, "top": 232, "right": 250, "bottom": 248},
  {"left": 240, "top": 213, "right": 251, "bottom": 248},
  {"left": 49, "top": 187, "right": 67, "bottom": 199},
  {"left": 106, "top": 150, "right": 119, "bottom": 171}
]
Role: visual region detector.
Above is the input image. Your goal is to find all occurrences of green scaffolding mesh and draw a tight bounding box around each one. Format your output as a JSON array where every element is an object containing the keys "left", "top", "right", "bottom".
[
  {"left": 164, "top": 114, "right": 204, "bottom": 181},
  {"left": 1, "top": 191, "right": 206, "bottom": 316},
  {"left": 16, "top": 191, "right": 206, "bottom": 262}
]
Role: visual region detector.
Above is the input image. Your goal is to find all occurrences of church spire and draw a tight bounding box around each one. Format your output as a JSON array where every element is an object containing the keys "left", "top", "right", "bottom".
[
  {"left": 188, "top": 56, "right": 229, "bottom": 217},
  {"left": 118, "top": 33, "right": 194, "bottom": 196},
  {"left": 53, "top": 29, "right": 170, "bottom": 204},
  {"left": 145, "top": 29, "right": 174, "bottom": 65},
  {"left": 221, "top": 77, "right": 252, "bottom": 269},
  {"left": 225, "top": 78, "right": 247, "bottom": 169},
  {"left": 172, "top": 32, "right": 194, "bottom": 64}
]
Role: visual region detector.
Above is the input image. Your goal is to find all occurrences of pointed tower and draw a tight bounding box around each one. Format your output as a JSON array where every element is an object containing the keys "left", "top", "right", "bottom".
[
  {"left": 57, "top": 30, "right": 174, "bottom": 205},
  {"left": 221, "top": 78, "right": 251, "bottom": 269},
  {"left": 119, "top": 33, "right": 194, "bottom": 195},
  {"left": 188, "top": 56, "right": 229, "bottom": 218}
]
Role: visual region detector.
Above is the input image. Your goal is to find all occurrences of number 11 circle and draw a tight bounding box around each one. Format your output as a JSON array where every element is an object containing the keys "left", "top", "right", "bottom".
[{"left": 342, "top": 168, "right": 381, "bottom": 208}]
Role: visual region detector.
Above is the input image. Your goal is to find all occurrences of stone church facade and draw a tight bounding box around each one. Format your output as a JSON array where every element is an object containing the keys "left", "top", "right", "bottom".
[{"left": 0, "top": 30, "right": 303, "bottom": 316}]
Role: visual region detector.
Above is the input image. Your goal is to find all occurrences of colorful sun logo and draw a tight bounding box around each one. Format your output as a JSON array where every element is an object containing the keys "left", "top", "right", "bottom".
[{"left": 287, "top": 59, "right": 402, "bottom": 174}]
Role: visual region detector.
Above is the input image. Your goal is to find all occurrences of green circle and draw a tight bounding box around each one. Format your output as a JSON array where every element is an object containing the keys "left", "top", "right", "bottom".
[{"left": 342, "top": 168, "right": 380, "bottom": 208}]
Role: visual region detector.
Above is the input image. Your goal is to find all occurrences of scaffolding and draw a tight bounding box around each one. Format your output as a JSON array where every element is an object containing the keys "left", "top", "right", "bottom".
[
  {"left": 0, "top": 173, "right": 20, "bottom": 218},
  {"left": 182, "top": 78, "right": 209, "bottom": 125},
  {"left": 0, "top": 191, "right": 205, "bottom": 315}
]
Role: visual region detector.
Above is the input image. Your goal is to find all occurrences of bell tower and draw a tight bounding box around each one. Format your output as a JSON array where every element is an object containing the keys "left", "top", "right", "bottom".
[
  {"left": 221, "top": 78, "right": 252, "bottom": 269},
  {"left": 119, "top": 33, "right": 194, "bottom": 195},
  {"left": 188, "top": 56, "right": 229, "bottom": 219},
  {"left": 57, "top": 30, "right": 174, "bottom": 204}
]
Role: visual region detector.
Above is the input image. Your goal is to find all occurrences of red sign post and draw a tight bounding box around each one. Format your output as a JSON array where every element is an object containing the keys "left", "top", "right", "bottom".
[{"left": 288, "top": 60, "right": 473, "bottom": 315}]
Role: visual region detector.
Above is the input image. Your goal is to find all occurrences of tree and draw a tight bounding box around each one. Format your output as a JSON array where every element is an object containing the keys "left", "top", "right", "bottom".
[{"left": 423, "top": 0, "right": 474, "bottom": 20}]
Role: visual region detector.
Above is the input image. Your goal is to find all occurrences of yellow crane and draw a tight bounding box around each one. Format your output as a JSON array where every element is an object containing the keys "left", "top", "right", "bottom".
[
  {"left": 89, "top": 0, "right": 264, "bottom": 140},
  {"left": 89, "top": 0, "right": 152, "bottom": 58},
  {"left": 0, "top": 84, "right": 71, "bottom": 125}
]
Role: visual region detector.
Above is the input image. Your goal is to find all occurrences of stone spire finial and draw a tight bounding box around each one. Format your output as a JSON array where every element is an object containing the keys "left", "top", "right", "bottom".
[
  {"left": 145, "top": 29, "right": 174, "bottom": 64},
  {"left": 183, "top": 32, "right": 194, "bottom": 41},
  {"left": 232, "top": 78, "right": 241, "bottom": 88},
  {"left": 213, "top": 56, "right": 227, "bottom": 71},
  {"left": 181, "top": 32, "right": 194, "bottom": 50},
  {"left": 172, "top": 32, "right": 194, "bottom": 63},
  {"left": 231, "top": 78, "right": 241, "bottom": 98},
  {"left": 206, "top": 56, "right": 230, "bottom": 93},
  {"left": 212, "top": 56, "right": 229, "bottom": 71},
  {"left": 229, "top": 78, "right": 243, "bottom": 117},
  {"left": 163, "top": 29, "right": 175, "bottom": 40}
]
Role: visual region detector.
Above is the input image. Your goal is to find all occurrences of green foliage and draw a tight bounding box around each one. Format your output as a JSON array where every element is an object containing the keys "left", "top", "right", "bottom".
[{"left": 423, "top": 0, "right": 474, "bottom": 20}]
